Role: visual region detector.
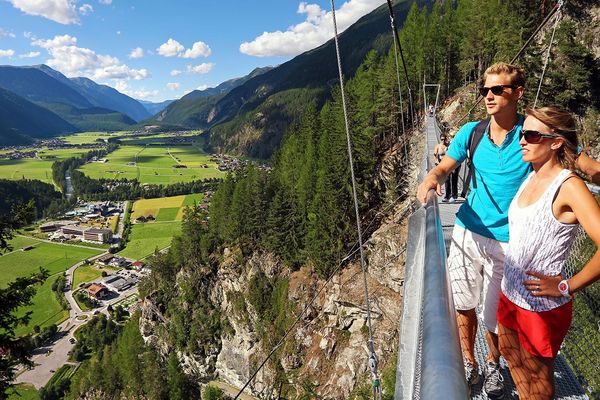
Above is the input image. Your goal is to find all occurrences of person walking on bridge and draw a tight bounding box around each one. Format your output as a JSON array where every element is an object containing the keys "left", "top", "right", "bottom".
[
  {"left": 497, "top": 107, "right": 600, "bottom": 399},
  {"left": 417, "top": 62, "right": 600, "bottom": 398}
]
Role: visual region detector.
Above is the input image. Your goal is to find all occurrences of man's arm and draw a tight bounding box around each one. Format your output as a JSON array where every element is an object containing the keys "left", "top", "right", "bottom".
[
  {"left": 416, "top": 155, "right": 460, "bottom": 204},
  {"left": 575, "top": 152, "right": 600, "bottom": 185}
]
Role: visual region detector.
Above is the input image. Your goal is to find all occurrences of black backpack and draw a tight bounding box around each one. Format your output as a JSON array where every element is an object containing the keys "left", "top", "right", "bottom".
[{"left": 460, "top": 119, "right": 489, "bottom": 198}]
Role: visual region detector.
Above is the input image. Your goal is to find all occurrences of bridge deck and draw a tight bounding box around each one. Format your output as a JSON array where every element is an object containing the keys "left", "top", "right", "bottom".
[{"left": 424, "top": 115, "right": 588, "bottom": 399}]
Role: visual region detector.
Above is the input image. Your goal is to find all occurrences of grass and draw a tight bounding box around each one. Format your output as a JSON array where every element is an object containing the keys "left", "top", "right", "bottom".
[
  {"left": 0, "top": 148, "right": 89, "bottom": 184},
  {"left": 108, "top": 215, "right": 119, "bottom": 233},
  {"left": 77, "top": 144, "right": 224, "bottom": 184},
  {"left": 72, "top": 264, "right": 110, "bottom": 287},
  {"left": 156, "top": 207, "right": 180, "bottom": 221},
  {"left": 8, "top": 384, "right": 38, "bottom": 400},
  {"left": 118, "top": 221, "right": 181, "bottom": 260},
  {"left": 58, "top": 131, "right": 119, "bottom": 145},
  {"left": 0, "top": 237, "right": 102, "bottom": 336},
  {"left": 73, "top": 290, "right": 91, "bottom": 311}
]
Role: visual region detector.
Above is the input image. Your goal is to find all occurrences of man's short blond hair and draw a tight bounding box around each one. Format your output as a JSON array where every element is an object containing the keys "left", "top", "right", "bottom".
[{"left": 483, "top": 62, "right": 526, "bottom": 87}]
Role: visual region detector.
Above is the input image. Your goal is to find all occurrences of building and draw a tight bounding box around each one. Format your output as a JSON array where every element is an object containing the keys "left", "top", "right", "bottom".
[
  {"left": 86, "top": 283, "right": 109, "bottom": 300},
  {"left": 84, "top": 228, "right": 113, "bottom": 243},
  {"left": 102, "top": 275, "right": 134, "bottom": 292},
  {"left": 61, "top": 225, "right": 87, "bottom": 237},
  {"left": 40, "top": 220, "right": 77, "bottom": 233},
  {"left": 97, "top": 253, "right": 114, "bottom": 265},
  {"left": 131, "top": 261, "right": 144, "bottom": 270}
]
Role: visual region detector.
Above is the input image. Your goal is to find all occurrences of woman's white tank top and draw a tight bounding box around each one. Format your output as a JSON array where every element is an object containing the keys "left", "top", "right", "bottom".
[{"left": 502, "top": 169, "right": 578, "bottom": 312}]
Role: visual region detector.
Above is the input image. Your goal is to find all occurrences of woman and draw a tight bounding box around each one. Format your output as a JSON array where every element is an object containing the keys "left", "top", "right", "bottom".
[
  {"left": 497, "top": 107, "right": 600, "bottom": 399},
  {"left": 434, "top": 133, "right": 460, "bottom": 202}
]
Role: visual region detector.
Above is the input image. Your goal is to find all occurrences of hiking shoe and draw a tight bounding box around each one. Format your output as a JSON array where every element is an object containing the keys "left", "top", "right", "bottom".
[
  {"left": 464, "top": 360, "right": 480, "bottom": 386},
  {"left": 451, "top": 197, "right": 458, "bottom": 203},
  {"left": 442, "top": 197, "right": 449, "bottom": 203},
  {"left": 484, "top": 361, "right": 505, "bottom": 399}
]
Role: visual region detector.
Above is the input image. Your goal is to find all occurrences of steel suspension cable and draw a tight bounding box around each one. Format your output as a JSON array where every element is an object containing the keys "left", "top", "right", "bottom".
[
  {"left": 386, "top": 0, "right": 416, "bottom": 129},
  {"left": 534, "top": 1, "right": 563, "bottom": 108},
  {"left": 392, "top": 38, "right": 408, "bottom": 164},
  {"left": 455, "top": 1, "right": 563, "bottom": 125},
  {"left": 329, "top": 0, "right": 381, "bottom": 398}
]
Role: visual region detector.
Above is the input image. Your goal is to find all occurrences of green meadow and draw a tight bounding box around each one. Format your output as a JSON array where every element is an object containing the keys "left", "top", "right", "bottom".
[
  {"left": 118, "top": 193, "right": 203, "bottom": 260},
  {"left": 0, "top": 148, "right": 88, "bottom": 184},
  {"left": 77, "top": 144, "right": 224, "bottom": 184},
  {"left": 0, "top": 237, "right": 103, "bottom": 335}
]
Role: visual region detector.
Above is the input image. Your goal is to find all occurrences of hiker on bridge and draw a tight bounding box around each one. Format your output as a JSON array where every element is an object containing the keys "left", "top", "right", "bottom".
[
  {"left": 497, "top": 106, "right": 600, "bottom": 400},
  {"left": 417, "top": 62, "right": 600, "bottom": 399}
]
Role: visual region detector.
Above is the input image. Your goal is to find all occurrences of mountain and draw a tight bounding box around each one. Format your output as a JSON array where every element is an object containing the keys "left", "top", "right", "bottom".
[
  {"left": 39, "top": 102, "right": 136, "bottom": 132},
  {"left": 0, "top": 65, "right": 92, "bottom": 109},
  {"left": 142, "top": 66, "right": 274, "bottom": 130},
  {"left": 0, "top": 87, "right": 77, "bottom": 145},
  {"left": 33, "top": 65, "right": 151, "bottom": 122},
  {"left": 140, "top": 99, "right": 174, "bottom": 115}
]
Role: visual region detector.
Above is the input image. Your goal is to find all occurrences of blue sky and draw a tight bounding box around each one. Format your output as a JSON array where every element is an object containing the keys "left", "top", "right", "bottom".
[{"left": 0, "top": 0, "right": 385, "bottom": 102}]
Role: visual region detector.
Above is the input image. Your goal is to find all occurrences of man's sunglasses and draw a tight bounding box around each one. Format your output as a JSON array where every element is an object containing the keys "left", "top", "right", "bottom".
[
  {"left": 520, "top": 129, "right": 559, "bottom": 144},
  {"left": 478, "top": 84, "right": 518, "bottom": 96}
]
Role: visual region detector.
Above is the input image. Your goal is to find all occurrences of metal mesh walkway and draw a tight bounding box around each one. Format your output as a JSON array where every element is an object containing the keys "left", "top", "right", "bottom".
[{"left": 424, "top": 115, "right": 590, "bottom": 400}]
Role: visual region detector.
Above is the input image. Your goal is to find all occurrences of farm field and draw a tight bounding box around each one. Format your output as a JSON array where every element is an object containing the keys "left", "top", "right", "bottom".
[
  {"left": 77, "top": 144, "right": 224, "bottom": 184},
  {"left": 0, "top": 237, "right": 103, "bottom": 335},
  {"left": 58, "top": 131, "right": 121, "bottom": 145},
  {"left": 0, "top": 147, "right": 89, "bottom": 184},
  {"left": 118, "top": 193, "right": 203, "bottom": 260},
  {"left": 72, "top": 264, "right": 118, "bottom": 288}
]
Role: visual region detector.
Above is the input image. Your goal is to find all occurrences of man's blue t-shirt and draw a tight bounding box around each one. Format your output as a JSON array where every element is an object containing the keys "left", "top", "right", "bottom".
[{"left": 446, "top": 115, "right": 531, "bottom": 242}]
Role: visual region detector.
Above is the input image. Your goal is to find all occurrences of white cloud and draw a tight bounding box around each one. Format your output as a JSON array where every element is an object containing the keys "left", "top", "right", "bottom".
[
  {"left": 23, "top": 31, "right": 33, "bottom": 39},
  {"left": 167, "top": 82, "right": 180, "bottom": 91},
  {"left": 32, "top": 34, "right": 77, "bottom": 48},
  {"left": 170, "top": 69, "right": 182, "bottom": 76},
  {"left": 114, "top": 80, "right": 158, "bottom": 99},
  {"left": 19, "top": 51, "right": 40, "bottom": 58},
  {"left": 240, "top": 0, "right": 385, "bottom": 57},
  {"left": 156, "top": 38, "right": 184, "bottom": 57},
  {"left": 79, "top": 3, "right": 93, "bottom": 15},
  {"left": 129, "top": 47, "right": 144, "bottom": 59},
  {"left": 186, "top": 63, "right": 214, "bottom": 74},
  {"left": 8, "top": 0, "right": 79, "bottom": 25},
  {"left": 98, "top": 0, "right": 112, "bottom": 4},
  {"left": 157, "top": 38, "right": 212, "bottom": 59},
  {"left": 181, "top": 41, "right": 211, "bottom": 58},
  {"left": 0, "top": 29, "right": 16, "bottom": 39},
  {"left": 197, "top": 84, "right": 208, "bottom": 91},
  {"left": 116, "top": 30, "right": 121, "bottom": 35},
  {"left": 32, "top": 34, "right": 150, "bottom": 81},
  {"left": 0, "top": 49, "right": 15, "bottom": 57}
]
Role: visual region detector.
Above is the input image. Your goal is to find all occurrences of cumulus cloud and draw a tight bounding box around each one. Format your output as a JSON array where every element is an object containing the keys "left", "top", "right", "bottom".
[
  {"left": 98, "top": 0, "right": 112, "bottom": 4},
  {"left": 0, "top": 49, "right": 15, "bottom": 57},
  {"left": 240, "top": 0, "right": 385, "bottom": 57},
  {"left": 156, "top": 38, "right": 184, "bottom": 57},
  {"left": 181, "top": 41, "right": 211, "bottom": 58},
  {"left": 8, "top": 0, "right": 79, "bottom": 25},
  {"left": 129, "top": 47, "right": 144, "bottom": 59},
  {"left": 167, "top": 82, "right": 180, "bottom": 91},
  {"left": 79, "top": 3, "right": 93, "bottom": 15},
  {"left": 197, "top": 84, "right": 209, "bottom": 91},
  {"left": 170, "top": 69, "right": 182, "bottom": 76},
  {"left": 19, "top": 51, "right": 40, "bottom": 58},
  {"left": 157, "top": 38, "right": 212, "bottom": 58},
  {"left": 115, "top": 80, "right": 158, "bottom": 99},
  {"left": 186, "top": 63, "right": 214, "bottom": 74},
  {"left": 32, "top": 34, "right": 149, "bottom": 81}
]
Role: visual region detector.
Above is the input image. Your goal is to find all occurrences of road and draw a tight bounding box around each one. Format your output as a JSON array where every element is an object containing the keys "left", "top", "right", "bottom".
[
  {"left": 16, "top": 266, "right": 140, "bottom": 389},
  {"left": 16, "top": 234, "right": 109, "bottom": 251}
]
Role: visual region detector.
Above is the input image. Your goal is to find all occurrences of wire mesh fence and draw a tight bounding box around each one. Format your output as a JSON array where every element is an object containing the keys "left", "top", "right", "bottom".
[{"left": 561, "top": 227, "right": 600, "bottom": 398}]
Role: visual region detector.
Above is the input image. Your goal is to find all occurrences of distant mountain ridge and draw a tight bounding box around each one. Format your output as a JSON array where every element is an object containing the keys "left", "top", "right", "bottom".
[{"left": 140, "top": 99, "right": 174, "bottom": 115}]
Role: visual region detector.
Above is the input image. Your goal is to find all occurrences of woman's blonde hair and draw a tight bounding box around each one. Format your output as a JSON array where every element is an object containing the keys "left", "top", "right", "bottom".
[{"left": 526, "top": 107, "right": 579, "bottom": 169}]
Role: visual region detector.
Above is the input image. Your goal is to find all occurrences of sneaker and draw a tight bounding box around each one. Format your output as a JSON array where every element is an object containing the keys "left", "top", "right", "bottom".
[
  {"left": 464, "top": 360, "right": 480, "bottom": 386},
  {"left": 484, "top": 361, "right": 505, "bottom": 399},
  {"left": 442, "top": 197, "right": 449, "bottom": 203},
  {"left": 451, "top": 197, "right": 457, "bottom": 203}
]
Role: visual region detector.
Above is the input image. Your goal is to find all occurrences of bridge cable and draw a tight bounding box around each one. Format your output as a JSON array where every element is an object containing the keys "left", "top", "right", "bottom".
[
  {"left": 534, "top": 1, "right": 563, "bottom": 108},
  {"left": 329, "top": 0, "right": 382, "bottom": 397},
  {"left": 392, "top": 37, "right": 408, "bottom": 165},
  {"left": 455, "top": 1, "right": 564, "bottom": 125},
  {"left": 386, "top": 0, "right": 416, "bottom": 130}
]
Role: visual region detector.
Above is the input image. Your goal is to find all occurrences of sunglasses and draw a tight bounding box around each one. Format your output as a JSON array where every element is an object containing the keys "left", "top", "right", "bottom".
[
  {"left": 478, "top": 84, "right": 518, "bottom": 96},
  {"left": 520, "top": 129, "right": 559, "bottom": 144}
]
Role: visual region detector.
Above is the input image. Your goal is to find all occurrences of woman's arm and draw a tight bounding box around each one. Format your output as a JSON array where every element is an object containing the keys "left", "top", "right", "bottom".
[{"left": 526, "top": 177, "right": 600, "bottom": 296}]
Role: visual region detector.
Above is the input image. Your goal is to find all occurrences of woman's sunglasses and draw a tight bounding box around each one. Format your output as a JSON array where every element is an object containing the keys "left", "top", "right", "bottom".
[
  {"left": 478, "top": 84, "right": 518, "bottom": 96},
  {"left": 520, "top": 129, "right": 559, "bottom": 144}
]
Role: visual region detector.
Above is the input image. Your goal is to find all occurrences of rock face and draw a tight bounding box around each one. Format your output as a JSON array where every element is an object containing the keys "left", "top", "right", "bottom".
[{"left": 138, "top": 133, "right": 423, "bottom": 399}]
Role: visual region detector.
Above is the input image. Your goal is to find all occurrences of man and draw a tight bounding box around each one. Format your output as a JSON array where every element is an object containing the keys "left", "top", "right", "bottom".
[{"left": 417, "top": 62, "right": 600, "bottom": 399}]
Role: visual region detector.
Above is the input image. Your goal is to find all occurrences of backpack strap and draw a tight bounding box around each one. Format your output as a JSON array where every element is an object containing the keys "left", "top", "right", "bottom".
[{"left": 460, "top": 119, "right": 489, "bottom": 198}]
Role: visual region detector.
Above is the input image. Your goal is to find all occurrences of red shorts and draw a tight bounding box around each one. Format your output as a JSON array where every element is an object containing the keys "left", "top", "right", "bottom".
[{"left": 497, "top": 292, "right": 572, "bottom": 358}]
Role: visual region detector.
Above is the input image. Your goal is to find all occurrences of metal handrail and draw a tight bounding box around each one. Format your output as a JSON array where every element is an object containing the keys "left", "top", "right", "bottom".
[{"left": 395, "top": 115, "right": 468, "bottom": 399}]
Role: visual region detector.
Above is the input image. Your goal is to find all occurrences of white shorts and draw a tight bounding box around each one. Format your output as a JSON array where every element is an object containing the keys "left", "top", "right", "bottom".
[{"left": 447, "top": 225, "right": 508, "bottom": 333}]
